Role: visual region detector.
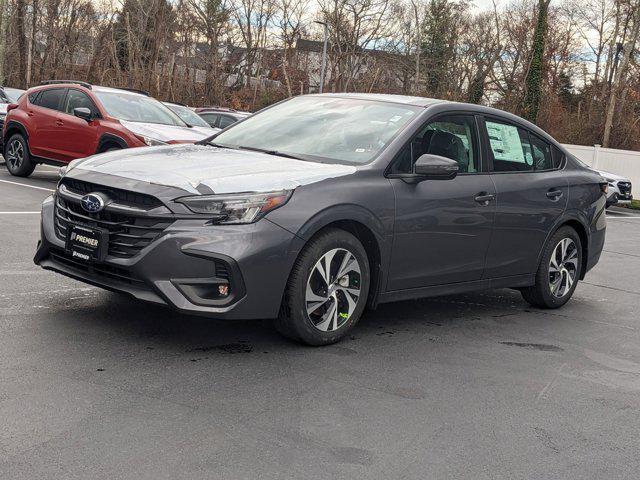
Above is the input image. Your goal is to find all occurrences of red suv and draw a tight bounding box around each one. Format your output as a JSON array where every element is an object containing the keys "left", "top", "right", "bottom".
[{"left": 3, "top": 80, "right": 209, "bottom": 177}]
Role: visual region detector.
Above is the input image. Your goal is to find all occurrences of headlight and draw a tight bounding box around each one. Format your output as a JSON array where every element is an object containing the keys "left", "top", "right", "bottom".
[
  {"left": 137, "top": 135, "right": 167, "bottom": 146},
  {"left": 176, "top": 190, "right": 293, "bottom": 224},
  {"left": 605, "top": 178, "right": 615, "bottom": 184},
  {"left": 58, "top": 166, "right": 67, "bottom": 178}
]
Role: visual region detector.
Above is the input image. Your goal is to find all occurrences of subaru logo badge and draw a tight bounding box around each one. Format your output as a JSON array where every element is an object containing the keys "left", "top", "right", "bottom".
[{"left": 80, "top": 193, "right": 105, "bottom": 213}]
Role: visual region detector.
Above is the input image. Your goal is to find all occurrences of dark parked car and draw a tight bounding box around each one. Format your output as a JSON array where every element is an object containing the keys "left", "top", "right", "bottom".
[
  {"left": 3, "top": 80, "right": 210, "bottom": 177},
  {"left": 35, "top": 94, "right": 607, "bottom": 345},
  {"left": 194, "top": 107, "right": 251, "bottom": 129}
]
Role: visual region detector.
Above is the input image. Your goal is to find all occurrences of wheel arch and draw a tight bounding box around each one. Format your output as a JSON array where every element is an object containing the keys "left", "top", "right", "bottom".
[
  {"left": 291, "top": 205, "right": 389, "bottom": 309},
  {"left": 4, "top": 120, "right": 29, "bottom": 144},
  {"left": 540, "top": 213, "right": 590, "bottom": 280},
  {"left": 96, "top": 133, "right": 128, "bottom": 153}
]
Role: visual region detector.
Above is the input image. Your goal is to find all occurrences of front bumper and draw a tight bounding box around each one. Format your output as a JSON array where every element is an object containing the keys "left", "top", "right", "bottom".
[{"left": 35, "top": 195, "right": 304, "bottom": 319}]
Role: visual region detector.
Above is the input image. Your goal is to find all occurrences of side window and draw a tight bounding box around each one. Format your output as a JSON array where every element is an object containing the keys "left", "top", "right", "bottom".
[
  {"left": 551, "top": 145, "right": 566, "bottom": 168},
  {"left": 218, "top": 115, "right": 236, "bottom": 128},
  {"left": 28, "top": 92, "right": 40, "bottom": 104},
  {"left": 64, "top": 89, "right": 98, "bottom": 117},
  {"left": 35, "top": 88, "right": 66, "bottom": 111},
  {"left": 200, "top": 113, "right": 219, "bottom": 127},
  {"left": 529, "top": 133, "right": 553, "bottom": 170},
  {"left": 485, "top": 120, "right": 532, "bottom": 172},
  {"left": 390, "top": 114, "right": 479, "bottom": 174}
]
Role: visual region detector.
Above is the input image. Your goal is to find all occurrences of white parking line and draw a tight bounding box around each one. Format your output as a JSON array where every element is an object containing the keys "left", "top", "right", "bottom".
[
  {"left": 0, "top": 178, "right": 55, "bottom": 192},
  {"left": 0, "top": 211, "right": 41, "bottom": 214}
]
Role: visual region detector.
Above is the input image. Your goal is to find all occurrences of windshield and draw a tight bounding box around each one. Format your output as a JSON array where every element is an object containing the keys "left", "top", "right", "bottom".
[
  {"left": 94, "top": 91, "right": 187, "bottom": 127},
  {"left": 211, "top": 96, "right": 420, "bottom": 164},
  {"left": 3, "top": 87, "right": 25, "bottom": 103},
  {"left": 166, "top": 103, "right": 211, "bottom": 128}
]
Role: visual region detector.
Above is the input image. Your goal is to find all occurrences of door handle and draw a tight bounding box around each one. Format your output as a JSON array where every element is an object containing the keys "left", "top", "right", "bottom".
[
  {"left": 56, "top": 119, "right": 64, "bottom": 126},
  {"left": 474, "top": 192, "right": 495, "bottom": 205},
  {"left": 546, "top": 189, "right": 563, "bottom": 200},
  {"left": 27, "top": 111, "right": 35, "bottom": 117}
]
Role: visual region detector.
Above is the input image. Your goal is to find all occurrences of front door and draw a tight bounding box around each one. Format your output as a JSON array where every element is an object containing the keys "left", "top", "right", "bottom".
[
  {"left": 55, "top": 88, "right": 102, "bottom": 161},
  {"left": 387, "top": 114, "right": 496, "bottom": 291},
  {"left": 481, "top": 117, "right": 568, "bottom": 278}
]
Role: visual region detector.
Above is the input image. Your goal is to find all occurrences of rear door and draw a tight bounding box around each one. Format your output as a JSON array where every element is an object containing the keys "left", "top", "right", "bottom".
[
  {"left": 27, "top": 87, "right": 67, "bottom": 159},
  {"left": 56, "top": 88, "right": 102, "bottom": 160},
  {"left": 481, "top": 116, "right": 568, "bottom": 279},
  {"left": 387, "top": 113, "right": 496, "bottom": 290}
]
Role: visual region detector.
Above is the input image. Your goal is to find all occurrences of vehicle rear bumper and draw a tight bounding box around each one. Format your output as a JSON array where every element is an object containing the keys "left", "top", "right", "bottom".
[
  {"left": 585, "top": 199, "right": 606, "bottom": 275},
  {"left": 34, "top": 195, "right": 304, "bottom": 319}
]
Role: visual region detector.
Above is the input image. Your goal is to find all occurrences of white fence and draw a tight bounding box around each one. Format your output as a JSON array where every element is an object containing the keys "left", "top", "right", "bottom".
[{"left": 563, "top": 144, "right": 640, "bottom": 187}]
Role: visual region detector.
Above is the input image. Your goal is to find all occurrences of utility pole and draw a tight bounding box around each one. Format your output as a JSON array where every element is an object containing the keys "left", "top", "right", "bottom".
[{"left": 314, "top": 21, "right": 328, "bottom": 93}]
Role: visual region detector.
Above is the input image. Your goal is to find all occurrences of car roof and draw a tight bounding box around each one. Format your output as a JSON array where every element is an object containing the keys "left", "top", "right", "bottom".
[
  {"left": 197, "top": 107, "right": 250, "bottom": 115},
  {"left": 306, "top": 93, "right": 447, "bottom": 107},
  {"left": 301, "top": 93, "right": 564, "bottom": 150},
  {"left": 26, "top": 83, "right": 149, "bottom": 97},
  {"left": 92, "top": 86, "right": 147, "bottom": 96}
]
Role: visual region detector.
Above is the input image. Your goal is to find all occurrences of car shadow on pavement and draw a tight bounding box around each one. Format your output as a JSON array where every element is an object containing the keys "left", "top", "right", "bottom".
[{"left": 45, "top": 286, "right": 544, "bottom": 359}]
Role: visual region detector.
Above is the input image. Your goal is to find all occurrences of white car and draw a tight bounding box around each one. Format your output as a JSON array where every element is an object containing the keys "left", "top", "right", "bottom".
[
  {"left": 163, "top": 102, "right": 220, "bottom": 138},
  {"left": 597, "top": 169, "right": 632, "bottom": 208},
  {"left": 0, "top": 86, "right": 25, "bottom": 144}
]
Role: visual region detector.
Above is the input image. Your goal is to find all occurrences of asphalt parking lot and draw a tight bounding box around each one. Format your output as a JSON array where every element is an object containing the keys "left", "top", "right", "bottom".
[{"left": 1, "top": 164, "right": 639, "bottom": 479}]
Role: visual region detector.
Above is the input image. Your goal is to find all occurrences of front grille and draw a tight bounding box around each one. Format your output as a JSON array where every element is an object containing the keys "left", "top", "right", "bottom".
[
  {"left": 49, "top": 247, "right": 144, "bottom": 285},
  {"left": 214, "top": 260, "right": 230, "bottom": 281},
  {"left": 54, "top": 195, "right": 172, "bottom": 259},
  {"left": 60, "top": 178, "right": 163, "bottom": 210},
  {"left": 618, "top": 182, "right": 632, "bottom": 195}
]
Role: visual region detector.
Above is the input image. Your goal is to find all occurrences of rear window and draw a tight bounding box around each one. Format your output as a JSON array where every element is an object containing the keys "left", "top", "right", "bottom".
[
  {"left": 529, "top": 133, "right": 553, "bottom": 170},
  {"left": 35, "top": 88, "right": 66, "bottom": 111},
  {"left": 552, "top": 145, "right": 566, "bottom": 168}
]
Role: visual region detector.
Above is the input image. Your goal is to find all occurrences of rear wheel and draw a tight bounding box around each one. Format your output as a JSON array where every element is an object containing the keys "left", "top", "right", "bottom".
[
  {"left": 4, "top": 133, "right": 35, "bottom": 177},
  {"left": 275, "top": 228, "right": 370, "bottom": 345},
  {"left": 520, "top": 226, "right": 582, "bottom": 308}
]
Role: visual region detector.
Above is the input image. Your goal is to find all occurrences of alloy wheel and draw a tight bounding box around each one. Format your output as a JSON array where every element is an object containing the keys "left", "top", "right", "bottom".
[
  {"left": 6, "top": 140, "right": 24, "bottom": 170},
  {"left": 548, "top": 237, "right": 578, "bottom": 298},
  {"left": 305, "top": 248, "right": 362, "bottom": 332}
]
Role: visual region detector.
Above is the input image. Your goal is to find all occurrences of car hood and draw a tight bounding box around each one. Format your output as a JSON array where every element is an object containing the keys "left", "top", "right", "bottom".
[
  {"left": 597, "top": 169, "right": 631, "bottom": 183},
  {"left": 120, "top": 120, "right": 209, "bottom": 143},
  {"left": 190, "top": 125, "right": 220, "bottom": 137},
  {"left": 72, "top": 144, "right": 357, "bottom": 194},
  {"left": 0, "top": 103, "right": 8, "bottom": 114}
]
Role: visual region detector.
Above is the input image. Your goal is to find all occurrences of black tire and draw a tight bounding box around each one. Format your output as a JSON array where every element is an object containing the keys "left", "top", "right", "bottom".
[
  {"left": 520, "top": 226, "right": 582, "bottom": 309},
  {"left": 4, "top": 133, "right": 35, "bottom": 177},
  {"left": 275, "top": 228, "right": 370, "bottom": 345}
]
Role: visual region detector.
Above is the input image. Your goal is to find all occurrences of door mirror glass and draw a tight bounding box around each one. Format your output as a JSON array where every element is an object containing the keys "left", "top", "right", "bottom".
[
  {"left": 73, "top": 107, "right": 92, "bottom": 121},
  {"left": 414, "top": 154, "right": 459, "bottom": 179}
]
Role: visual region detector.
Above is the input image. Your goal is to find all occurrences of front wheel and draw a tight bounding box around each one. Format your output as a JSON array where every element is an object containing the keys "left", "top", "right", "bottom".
[
  {"left": 275, "top": 228, "right": 370, "bottom": 345},
  {"left": 520, "top": 226, "right": 582, "bottom": 308},
  {"left": 4, "top": 134, "right": 35, "bottom": 177}
]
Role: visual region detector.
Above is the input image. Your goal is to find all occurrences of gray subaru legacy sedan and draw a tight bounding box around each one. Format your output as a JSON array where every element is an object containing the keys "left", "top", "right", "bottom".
[{"left": 35, "top": 94, "right": 607, "bottom": 345}]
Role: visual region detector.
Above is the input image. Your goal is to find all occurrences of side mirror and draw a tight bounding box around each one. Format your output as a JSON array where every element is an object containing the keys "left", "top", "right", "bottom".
[
  {"left": 414, "top": 154, "right": 459, "bottom": 180},
  {"left": 73, "top": 107, "right": 93, "bottom": 122}
]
